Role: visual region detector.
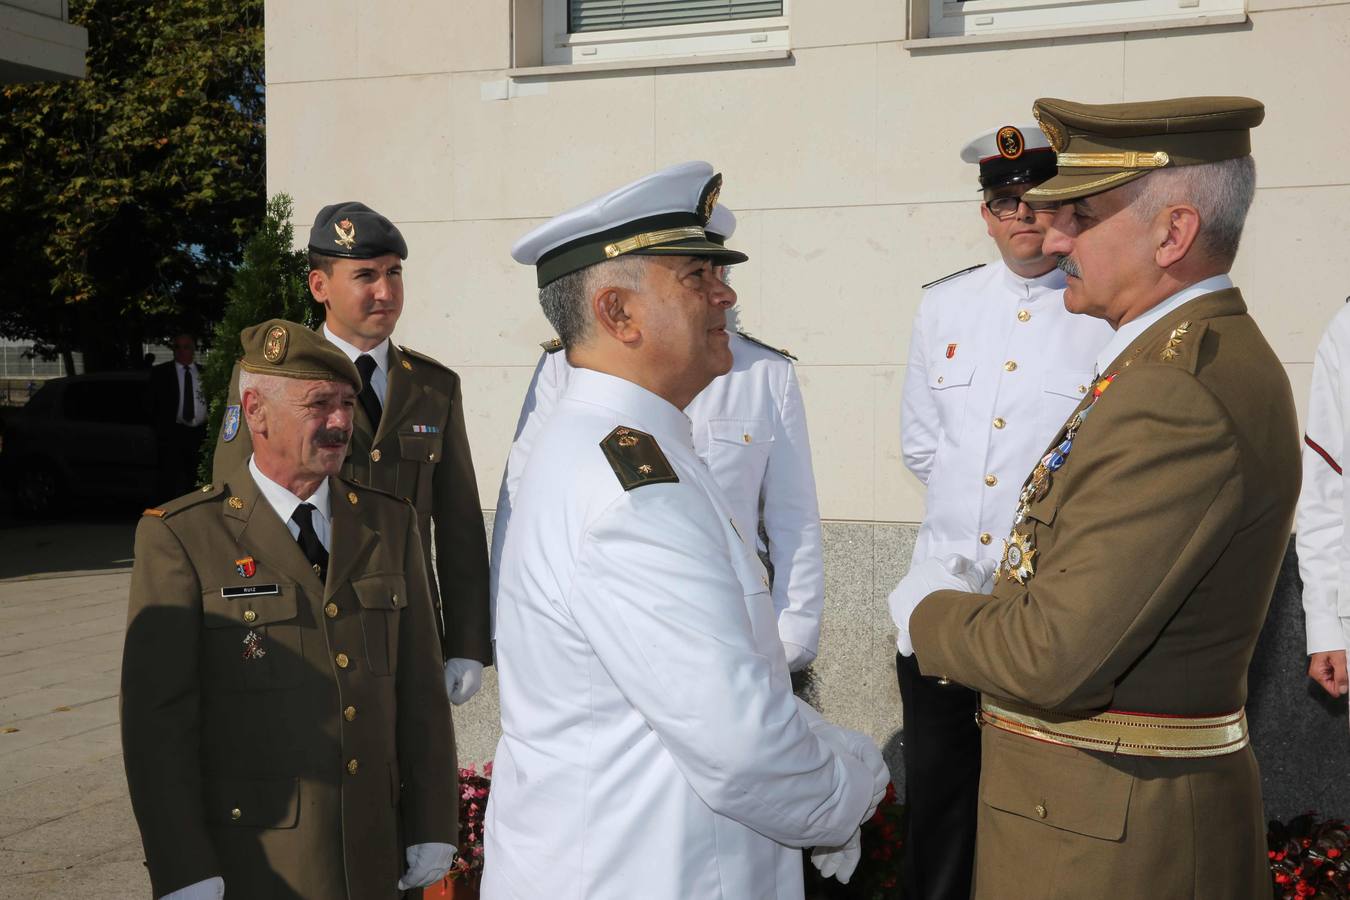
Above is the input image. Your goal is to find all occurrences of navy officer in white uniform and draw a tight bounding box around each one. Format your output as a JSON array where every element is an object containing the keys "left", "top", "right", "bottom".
[
  {"left": 490, "top": 204, "right": 825, "bottom": 672},
  {"left": 889, "top": 123, "right": 1113, "bottom": 900},
  {"left": 485, "top": 161, "right": 889, "bottom": 900}
]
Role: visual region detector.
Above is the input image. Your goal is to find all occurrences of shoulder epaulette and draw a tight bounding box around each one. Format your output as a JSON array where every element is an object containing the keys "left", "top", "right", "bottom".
[
  {"left": 145, "top": 483, "right": 225, "bottom": 519},
  {"left": 540, "top": 337, "right": 564, "bottom": 354},
  {"left": 921, "top": 263, "right": 986, "bottom": 290},
  {"left": 599, "top": 426, "right": 678, "bottom": 492},
  {"left": 734, "top": 330, "right": 797, "bottom": 361},
  {"left": 1155, "top": 319, "right": 1208, "bottom": 374},
  {"left": 398, "top": 345, "right": 452, "bottom": 372},
  {"left": 338, "top": 476, "right": 408, "bottom": 507}
]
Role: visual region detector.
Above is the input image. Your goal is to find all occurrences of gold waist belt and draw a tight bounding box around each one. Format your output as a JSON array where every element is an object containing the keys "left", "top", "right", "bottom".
[{"left": 978, "top": 698, "right": 1249, "bottom": 759}]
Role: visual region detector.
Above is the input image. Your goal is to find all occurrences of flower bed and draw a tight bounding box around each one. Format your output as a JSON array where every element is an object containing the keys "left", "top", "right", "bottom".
[{"left": 424, "top": 763, "right": 491, "bottom": 899}]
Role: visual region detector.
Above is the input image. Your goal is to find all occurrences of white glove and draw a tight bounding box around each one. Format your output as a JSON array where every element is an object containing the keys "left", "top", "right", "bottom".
[
  {"left": 795, "top": 699, "right": 889, "bottom": 821},
  {"left": 887, "top": 554, "right": 998, "bottom": 656},
  {"left": 159, "top": 877, "right": 224, "bottom": 900},
  {"left": 396, "top": 841, "right": 457, "bottom": 890},
  {"left": 811, "top": 827, "right": 862, "bottom": 884},
  {"left": 443, "top": 658, "right": 483, "bottom": 705},
  {"left": 782, "top": 640, "right": 815, "bottom": 672}
]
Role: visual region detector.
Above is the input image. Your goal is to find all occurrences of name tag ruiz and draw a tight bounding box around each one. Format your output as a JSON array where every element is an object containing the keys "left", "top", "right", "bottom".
[{"left": 221, "top": 584, "right": 281, "bottom": 599}]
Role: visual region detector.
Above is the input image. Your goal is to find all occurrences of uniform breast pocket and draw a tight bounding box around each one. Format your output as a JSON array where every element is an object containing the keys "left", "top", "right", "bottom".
[
  {"left": 395, "top": 433, "right": 440, "bottom": 507},
  {"left": 354, "top": 575, "right": 407, "bottom": 676},
  {"left": 1039, "top": 371, "right": 1093, "bottom": 435},
  {"left": 706, "top": 418, "right": 774, "bottom": 494},
  {"left": 929, "top": 357, "right": 976, "bottom": 446},
  {"left": 200, "top": 584, "right": 304, "bottom": 691}
]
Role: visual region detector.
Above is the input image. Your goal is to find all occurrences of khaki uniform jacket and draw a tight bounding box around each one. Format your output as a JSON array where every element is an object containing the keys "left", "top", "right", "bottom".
[
  {"left": 211, "top": 340, "right": 492, "bottom": 664},
  {"left": 911, "top": 289, "right": 1298, "bottom": 900},
  {"left": 121, "top": 466, "right": 458, "bottom": 899}
]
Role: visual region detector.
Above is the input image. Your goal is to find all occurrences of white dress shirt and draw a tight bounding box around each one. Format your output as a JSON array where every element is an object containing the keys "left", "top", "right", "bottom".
[
  {"left": 324, "top": 324, "right": 389, "bottom": 404},
  {"left": 484, "top": 368, "right": 875, "bottom": 900},
  {"left": 901, "top": 260, "right": 1114, "bottom": 567},
  {"left": 175, "top": 361, "right": 207, "bottom": 426},
  {"left": 1298, "top": 301, "right": 1350, "bottom": 655},
  {"left": 490, "top": 332, "right": 826, "bottom": 666},
  {"left": 248, "top": 456, "right": 332, "bottom": 551}
]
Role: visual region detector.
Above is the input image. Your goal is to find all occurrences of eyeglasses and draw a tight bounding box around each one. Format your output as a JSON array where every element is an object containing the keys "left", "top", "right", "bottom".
[{"left": 984, "top": 195, "right": 1061, "bottom": 220}]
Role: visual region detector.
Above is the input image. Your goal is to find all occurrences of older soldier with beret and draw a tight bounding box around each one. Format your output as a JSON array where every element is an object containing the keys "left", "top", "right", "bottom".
[
  {"left": 123, "top": 320, "right": 458, "bottom": 899},
  {"left": 486, "top": 161, "right": 890, "bottom": 899},
  {"left": 211, "top": 202, "right": 492, "bottom": 707},
  {"left": 890, "top": 97, "right": 1298, "bottom": 898}
]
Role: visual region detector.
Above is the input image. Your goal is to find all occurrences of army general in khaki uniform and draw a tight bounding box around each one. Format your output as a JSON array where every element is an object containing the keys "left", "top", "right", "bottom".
[
  {"left": 123, "top": 321, "right": 458, "bottom": 899},
  {"left": 890, "top": 97, "right": 1297, "bottom": 898}
]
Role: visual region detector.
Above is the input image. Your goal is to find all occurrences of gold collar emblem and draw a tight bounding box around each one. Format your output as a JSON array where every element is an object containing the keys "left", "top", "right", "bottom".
[{"left": 334, "top": 218, "right": 357, "bottom": 250}]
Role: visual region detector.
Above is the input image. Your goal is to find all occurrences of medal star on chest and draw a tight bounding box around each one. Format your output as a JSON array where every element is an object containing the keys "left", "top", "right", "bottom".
[{"left": 999, "top": 531, "right": 1037, "bottom": 584}]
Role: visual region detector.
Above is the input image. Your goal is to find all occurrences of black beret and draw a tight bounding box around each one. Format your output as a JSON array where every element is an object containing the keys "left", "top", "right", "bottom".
[{"left": 308, "top": 201, "right": 408, "bottom": 260}]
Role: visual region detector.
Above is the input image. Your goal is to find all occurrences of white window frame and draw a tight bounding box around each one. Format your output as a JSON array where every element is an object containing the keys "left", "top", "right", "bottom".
[
  {"left": 924, "top": 0, "right": 1244, "bottom": 40},
  {"left": 541, "top": 0, "right": 789, "bottom": 66}
]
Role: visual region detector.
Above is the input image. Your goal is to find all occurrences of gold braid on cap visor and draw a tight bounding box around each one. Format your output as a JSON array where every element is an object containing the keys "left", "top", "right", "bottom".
[
  {"left": 1054, "top": 150, "right": 1171, "bottom": 168},
  {"left": 604, "top": 226, "right": 707, "bottom": 258}
]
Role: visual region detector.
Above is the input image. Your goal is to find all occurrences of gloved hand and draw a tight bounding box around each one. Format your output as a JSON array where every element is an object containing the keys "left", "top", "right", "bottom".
[
  {"left": 811, "top": 827, "right": 862, "bottom": 884},
  {"left": 782, "top": 640, "right": 815, "bottom": 672},
  {"left": 887, "top": 555, "right": 998, "bottom": 656},
  {"left": 160, "top": 876, "right": 224, "bottom": 900},
  {"left": 794, "top": 699, "right": 889, "bottom": 822},
  {"left": 443, "top": 658, "right": 484, "bottom": 705},
  {"left": 396, "top": 842, "right": 457, "bottom": 890}
]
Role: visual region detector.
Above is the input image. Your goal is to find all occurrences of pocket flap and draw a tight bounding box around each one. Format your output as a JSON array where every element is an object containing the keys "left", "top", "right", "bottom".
[
  {"left": 201, "top": 585, "right": 297, "bottom": 629},
  {"left": 398, "top": 432, "right": 439, "bottom": 463},
  {"left": 708, "top": 417, "right": 774, "bottom": 447},
  {"left": 204, "top": 775, "right": 300, "bottom": 828},
  {"left": 981, "top": 727, "right": 1133, "bottom": 839},
  {"left": 353, "top": 575, "right": 408, "bottom": 611},
  {"left": 1025, "top": 493, "right": 1058, "bottom": 526},
  {"left": 1042, "top": 370, "right": 1094, "bottom": 401},
  {"left": 929, "top": 358, "right": 975, "bottom": 390}
]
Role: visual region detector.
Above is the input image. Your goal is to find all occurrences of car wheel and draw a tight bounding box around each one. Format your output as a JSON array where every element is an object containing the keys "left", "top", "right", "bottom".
[{"left": 13, "top": 459, "right": 65, "bottom": 517}]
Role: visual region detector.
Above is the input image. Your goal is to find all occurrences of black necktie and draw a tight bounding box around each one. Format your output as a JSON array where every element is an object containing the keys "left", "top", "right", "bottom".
[
  {"left": 291, "top": 503, "right": 329, "bottom": 581},
  {"left": 180, "top": 366, "right": 194, "bottom": 424},
  {"left": 355, "top": 354, "right": 382, "bottom": 431}
]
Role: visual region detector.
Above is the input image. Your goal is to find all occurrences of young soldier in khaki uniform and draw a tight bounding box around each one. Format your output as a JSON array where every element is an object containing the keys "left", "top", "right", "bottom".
[
  {"left": 123, "top": 320, "right": 458, "bottom": 899},
  {"left": 211, "top": 203, "right": 491, "bottom": 703},
  {"left": 890, "top": 97, "right": 1298, "bottom": 899}
]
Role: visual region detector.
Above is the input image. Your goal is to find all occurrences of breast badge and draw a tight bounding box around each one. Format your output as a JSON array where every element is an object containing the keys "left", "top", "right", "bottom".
[
  {"left": 234, "top": 556, "right": 256, "bottom": 578},
  {"left": 1000, "top": 531, "right": 1037, "bottom": 584},
  {"left": 241, "top": 630, "right": 267, "bottom": 661}
]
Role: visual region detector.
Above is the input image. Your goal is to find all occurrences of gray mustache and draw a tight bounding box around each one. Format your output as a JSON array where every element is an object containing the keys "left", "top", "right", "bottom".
[
  {"left": 315, "top": 428, "right": 350, "bottom": 447},
  {"left": 1056, "top": 256, "right": 1082, "bottom": 278}
]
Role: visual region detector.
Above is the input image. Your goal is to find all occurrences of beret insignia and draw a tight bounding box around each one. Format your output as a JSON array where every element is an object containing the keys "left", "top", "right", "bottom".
[
  {"left": 996, "top": 125, "right": 1024, "bottom": 160},
  {"left": 334, "top": 218, "right": 357, "bottom": 250},
  {"left": 600, "top": 426, "right": 678, "bottom": 491},
  {"left": 263, "top": 325, "right": 288, "bottom": 364}
]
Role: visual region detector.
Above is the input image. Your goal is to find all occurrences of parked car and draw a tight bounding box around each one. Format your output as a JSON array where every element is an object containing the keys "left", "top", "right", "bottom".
[{"left": 0, "top": 371, "right": 160, "bottom": 516}]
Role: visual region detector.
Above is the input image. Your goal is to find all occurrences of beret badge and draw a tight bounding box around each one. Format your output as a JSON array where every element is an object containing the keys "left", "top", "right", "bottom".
[
  {"left": 334, "top": 218, "right": 357, "bottom": 250},
  {"left": 263, "top": 325, "right": 289, "bottom": 364}
]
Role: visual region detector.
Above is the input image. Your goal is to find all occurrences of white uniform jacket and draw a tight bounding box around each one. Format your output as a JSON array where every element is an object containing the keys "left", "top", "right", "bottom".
[
  {"left": 1296, "top": 303, "right": 1350, "bottom": 654},
  {"left": 901, "top": 261, "right": 1114, "bottom": 567},
  {"left": 483, "top": 369, "right": 875, "bottom": 900},
  {"left": 490, "top": 332, "right": 825, "bottom": 664}
]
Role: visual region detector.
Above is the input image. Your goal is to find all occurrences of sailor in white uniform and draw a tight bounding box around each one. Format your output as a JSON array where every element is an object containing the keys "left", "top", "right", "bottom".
[
  {"left": 491, "top": 205, "right": 825, "bottom": 671},
  {"left": 485, "top": 162, "right": 888, "bottom": 900},
  {"left": 889, "top": 123, "right": 1114, "bottom": 900}
]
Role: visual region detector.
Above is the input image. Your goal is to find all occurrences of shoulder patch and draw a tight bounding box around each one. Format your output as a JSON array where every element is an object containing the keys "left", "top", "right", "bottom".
[
  {"left": 540, "top": 337, "right": 564, "bottom": 354},
  {"left": 599, "top": 426, "right": 678, "bottom": 491},
  {"left": 398, "top": 345, "right": 452, "bottom": 372},
  {"left": 734, "top": 330, "right": 797, "bottom": 361},
  {"left": 922, "top": 263, "right": 986, "bottom": 290},
  {"left": 153, "top": 483, "right": 226, "bottom": 518},
  {"left": 221, "top": 404, "right": 241, "bottom": 442}
]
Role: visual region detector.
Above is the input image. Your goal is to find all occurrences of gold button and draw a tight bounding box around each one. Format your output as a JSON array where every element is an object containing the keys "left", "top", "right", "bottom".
[
  {"left": 1017, "top": 309, "right": 1031, "bottom": 322},
  {"left": 343, "top": 706, "right": 357, "bottom": 722},
  {"left": 427, "top": 452, "right": 436, "bottom": 462},
  {"left": 937, "top": 375, "right": 944, "bottom": 384},
  {"left": 1035, "top": 803, "right": 1048, "bottom": 819},
  {"left": 984, "top": 474, "right": 997, "bottom": 487},
  {"left": 230, "top": 808, "right": 242, "bottom": 821},
  {"left": 370, "top": 449, "right": 382, "bottom": 462},
  {"left": 1004, "top": 360, "right": 1018, "bottom": 372},
  {"left": 242, "top": 610, "right": 257, "bottom": 624},
  {"left": 979, "top": 532, "right": 992, "bottom": 545},
  {"left": 743, "top": 433, "right": 751, "bottom": 443},
  {"left": 993, "top": 417, "right": 1005, "bottom": 430},
  {"left": 325, "top": 602, "right": 339, "bottom": 619},
  {"left": 335, "top": 653, "right": 349, "bottom": 669},
  {"left": 1078, "top": 384, "right": 1088, "bottom": 394},
  {"left": 347, "top": 759, "right": 359, "bottom": 775}
]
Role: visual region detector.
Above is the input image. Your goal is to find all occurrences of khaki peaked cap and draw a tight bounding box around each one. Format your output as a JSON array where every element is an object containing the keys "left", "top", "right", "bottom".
[{"left": 1025, "top": 96, "right": 1265, "bottom": 202}]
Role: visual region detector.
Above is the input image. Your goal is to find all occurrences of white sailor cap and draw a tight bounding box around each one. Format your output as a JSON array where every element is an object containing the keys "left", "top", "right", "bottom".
[
  {"left": 959, "top": 123, "right": 1057, "bottom": 191},
  {"left": 512, "top": 160, "right": 748, "bottom": 288}
]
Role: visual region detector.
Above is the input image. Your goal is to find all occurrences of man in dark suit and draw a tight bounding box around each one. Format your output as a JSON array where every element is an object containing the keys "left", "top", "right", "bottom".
[{"left": 150, "top": 333, "right": 208, "bottom": 499}]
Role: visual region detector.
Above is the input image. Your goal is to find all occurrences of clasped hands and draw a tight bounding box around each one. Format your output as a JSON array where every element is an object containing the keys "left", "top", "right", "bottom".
[{"left": 887, "top": 554, "right": 997, "bottom": 657}]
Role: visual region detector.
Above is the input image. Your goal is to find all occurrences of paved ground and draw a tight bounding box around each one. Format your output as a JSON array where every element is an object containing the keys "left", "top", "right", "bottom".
[{"left": 0, "top": 517, "right": 149, "bottom": 898}]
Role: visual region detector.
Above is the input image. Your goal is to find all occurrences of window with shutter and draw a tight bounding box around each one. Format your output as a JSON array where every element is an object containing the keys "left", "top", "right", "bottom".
[{"left": 920, "top": 0, "right": 1245, "bottom": 43}]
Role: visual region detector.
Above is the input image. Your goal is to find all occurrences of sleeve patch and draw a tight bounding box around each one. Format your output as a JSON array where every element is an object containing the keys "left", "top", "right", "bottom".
[{"left": 599, "top": 426, "right": 679, "bottom": 491}]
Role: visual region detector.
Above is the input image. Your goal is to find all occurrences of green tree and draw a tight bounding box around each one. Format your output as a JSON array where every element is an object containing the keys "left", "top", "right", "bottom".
[
  {"left": 197, "top": 193, "right": 316, "bottom": 481},
  {"left": 0, "top": 0, "right": 264, "bottom": 371}
]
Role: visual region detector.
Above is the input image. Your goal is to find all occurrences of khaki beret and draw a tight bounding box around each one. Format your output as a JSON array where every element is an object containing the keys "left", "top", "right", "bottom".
[
  {"left": 1024, "top": 96, "right": 1264, "bottom": 202},
  {"left": 238, "top": 319, "right": 361, "bottom": 388}
]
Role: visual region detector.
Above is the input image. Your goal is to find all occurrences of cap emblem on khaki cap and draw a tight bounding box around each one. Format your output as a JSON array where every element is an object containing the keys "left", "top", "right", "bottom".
[
  {"left": 263, "top": 325, "right": 288, "bottom": 364},
  {"left": 238, "top": 318, "right": 362, "bottom": 388}
]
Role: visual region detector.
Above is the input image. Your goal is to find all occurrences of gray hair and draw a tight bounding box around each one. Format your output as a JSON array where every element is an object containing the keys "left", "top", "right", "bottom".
[
  {"left": 539, "top": 256, "right": 647, "bottom": 350},
  {"left": 1121, "top": 156, "right": 1256, "bottom": 267}
]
